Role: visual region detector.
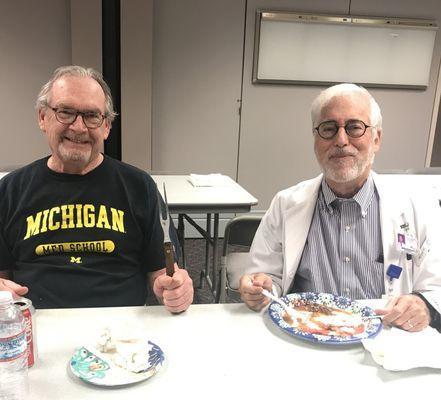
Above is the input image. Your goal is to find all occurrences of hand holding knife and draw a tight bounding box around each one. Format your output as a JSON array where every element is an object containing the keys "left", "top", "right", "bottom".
[{"left": 156, "top": 183, "right": 175, "bottom": 277}]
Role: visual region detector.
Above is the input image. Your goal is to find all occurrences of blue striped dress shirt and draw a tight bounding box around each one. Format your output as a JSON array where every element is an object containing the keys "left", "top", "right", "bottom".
[{"left": 291, "top": 174, "right": 385, "bottom": 299}]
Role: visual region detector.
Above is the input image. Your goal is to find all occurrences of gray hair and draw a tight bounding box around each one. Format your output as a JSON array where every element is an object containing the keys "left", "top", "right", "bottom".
[
  {"left": 311, "top": 83, "right": 382, "bottom": 129},
  {"left": 35, "top": 65, "right": 117, "bottom": 122}
]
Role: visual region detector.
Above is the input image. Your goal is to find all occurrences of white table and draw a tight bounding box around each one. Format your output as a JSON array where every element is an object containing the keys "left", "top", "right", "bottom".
[
  {"left": 152, "top": 175, "right": 258, "bottom": 299},
  {"left": 30, "top": 303, "right": 440, "bottom": 400}
]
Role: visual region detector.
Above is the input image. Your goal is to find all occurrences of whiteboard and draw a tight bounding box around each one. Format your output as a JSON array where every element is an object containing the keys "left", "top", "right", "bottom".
[{"left": 253, "top": 11, "right": 437, "bottom": 88}]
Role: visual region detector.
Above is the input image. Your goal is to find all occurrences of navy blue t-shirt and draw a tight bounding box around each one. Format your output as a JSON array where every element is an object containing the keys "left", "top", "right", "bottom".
[{"left": 0, "top": 155, "right": 176, "bottom": 308}]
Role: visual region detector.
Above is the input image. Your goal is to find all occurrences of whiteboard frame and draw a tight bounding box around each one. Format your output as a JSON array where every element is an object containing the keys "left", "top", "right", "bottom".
[{"left": 252, "top": 10, "right": 438, "bottom": 89}]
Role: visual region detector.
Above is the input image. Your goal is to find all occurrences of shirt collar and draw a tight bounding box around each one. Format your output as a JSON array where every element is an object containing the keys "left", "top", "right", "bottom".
[{"left": 320, "top": 173, "right": 375, "bottom": 215}]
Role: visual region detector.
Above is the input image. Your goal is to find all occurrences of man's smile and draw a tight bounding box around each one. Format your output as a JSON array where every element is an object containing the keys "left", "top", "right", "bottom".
[{"left": 62, "top": 135, "right": 91, "bottom": 145}]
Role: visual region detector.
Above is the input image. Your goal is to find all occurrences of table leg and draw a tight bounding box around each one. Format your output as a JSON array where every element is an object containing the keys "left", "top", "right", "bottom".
[
  {"left": 211, "top": 214, "right": 219, "bottom": 299},
  {"left": 199, "top": 213, "right": 211, "bottom": 289},
  {"left": 205, "top": 214, "right": 212, "bottom": 278}
]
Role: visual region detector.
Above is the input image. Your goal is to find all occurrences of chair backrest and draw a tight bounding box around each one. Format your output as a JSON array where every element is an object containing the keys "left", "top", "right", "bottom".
[
  {"left": 222, "top": 214, "right": 262, "bottom": 256},
  {"left": 218, "top": 214, "right": 262, "bottom": 302}
]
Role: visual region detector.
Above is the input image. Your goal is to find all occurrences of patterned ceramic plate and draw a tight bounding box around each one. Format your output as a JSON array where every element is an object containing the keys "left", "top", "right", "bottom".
[
  {"left": 268, "top": 292, "right": 382, "bottom": 345},
  {"left": 69, "top": 341, "right": 165, "bottom": 386}
]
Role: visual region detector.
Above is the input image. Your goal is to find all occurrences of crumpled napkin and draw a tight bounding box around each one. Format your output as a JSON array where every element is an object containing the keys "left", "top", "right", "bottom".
[
  {"left": 189, "top": 173, "right": 231, "bottom": 187},
  {"left": 362, "top": 326, "right": 441, "bottom": 371}
]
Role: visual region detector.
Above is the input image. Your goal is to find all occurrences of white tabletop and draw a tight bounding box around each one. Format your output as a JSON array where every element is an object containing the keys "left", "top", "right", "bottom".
[
  {"left": 152, "top": 174, "right": 258, "bottom": 213},
  {"left": 30, "top": 303, "right": 440, "bottom": 400}
]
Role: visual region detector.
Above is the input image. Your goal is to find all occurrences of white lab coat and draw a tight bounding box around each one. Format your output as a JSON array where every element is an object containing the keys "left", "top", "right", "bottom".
[{"left": 248, "top": 172, "right": 441, "bottom": 313}]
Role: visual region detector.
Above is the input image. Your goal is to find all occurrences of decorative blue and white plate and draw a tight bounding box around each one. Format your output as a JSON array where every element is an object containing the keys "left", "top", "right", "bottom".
[
  {"left": 69, "top": 341, "right": 165, "bottom": 386},
  {"left": 268, "top": 292, "right": 382, "bottom": 345}
]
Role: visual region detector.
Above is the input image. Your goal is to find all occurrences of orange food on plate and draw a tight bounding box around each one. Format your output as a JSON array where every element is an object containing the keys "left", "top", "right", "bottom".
[{"left": 282, "top": 299, "right": 365, "bottom": 337}]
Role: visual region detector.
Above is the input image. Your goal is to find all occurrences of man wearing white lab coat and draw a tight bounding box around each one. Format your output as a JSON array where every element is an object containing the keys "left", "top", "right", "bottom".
[{"left": 239, "top": 84, "right": 441, "bottom": 332}]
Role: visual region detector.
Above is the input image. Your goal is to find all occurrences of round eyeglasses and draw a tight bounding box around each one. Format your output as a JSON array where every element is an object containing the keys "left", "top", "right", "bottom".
[
  {"left": 49, "top": 106, "right": 106, "bottom": 129},
  {"left": 314, "top": 119, "right": 372, "bottom": 140}
]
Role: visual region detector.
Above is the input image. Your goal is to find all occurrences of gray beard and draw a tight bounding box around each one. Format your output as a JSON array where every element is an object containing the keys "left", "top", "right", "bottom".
[
  {"left": 323, "top": 152, "right": 375, "bottom": 183},
  {"left": 58, "top": 144, "right": 91, "bottom": 165}
]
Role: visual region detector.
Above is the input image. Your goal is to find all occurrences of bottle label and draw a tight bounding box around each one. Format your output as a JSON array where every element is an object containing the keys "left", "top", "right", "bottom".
[{"left": 0, "top": 330, "right": 27, "bottom": 362}]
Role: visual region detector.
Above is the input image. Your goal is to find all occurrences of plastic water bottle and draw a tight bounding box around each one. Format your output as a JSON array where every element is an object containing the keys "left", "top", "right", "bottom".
[{"left": 0, "top": 291, "right": 29, "bottom": 400}]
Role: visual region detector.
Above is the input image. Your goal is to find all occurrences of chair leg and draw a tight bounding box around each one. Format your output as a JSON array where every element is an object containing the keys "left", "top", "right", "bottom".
[{"left": 217, "top": 258, "right": 227, "bottom": 303}]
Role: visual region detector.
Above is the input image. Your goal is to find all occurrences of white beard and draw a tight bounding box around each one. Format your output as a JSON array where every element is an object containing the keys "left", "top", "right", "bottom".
[{"left": 321, "top": 147, "right": 375, "bottom": 183}]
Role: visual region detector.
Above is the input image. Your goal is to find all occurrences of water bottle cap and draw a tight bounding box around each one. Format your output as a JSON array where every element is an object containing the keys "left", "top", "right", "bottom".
[{"left": 0, "top": 291, "right": 13, "bottom": 304}]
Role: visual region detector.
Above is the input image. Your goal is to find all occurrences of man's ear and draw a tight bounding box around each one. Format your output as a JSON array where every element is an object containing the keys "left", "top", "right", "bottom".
[
  {"left": 37, "top": 109, "right": 47, "bottom": 132},
  {"left": 103, "top": 119, "right": 111, "bottom": 140},
  {"left": 373, "top": 127, "right": 382, "bottom": 152}
]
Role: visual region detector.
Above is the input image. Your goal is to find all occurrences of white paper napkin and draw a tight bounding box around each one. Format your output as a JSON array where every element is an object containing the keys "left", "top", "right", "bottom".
[
  {"left": 362, "top": 326, "right": 441, "bottom": 371},
  {"left": 189, "top": 173, "right": 231, "bottom": 187}
]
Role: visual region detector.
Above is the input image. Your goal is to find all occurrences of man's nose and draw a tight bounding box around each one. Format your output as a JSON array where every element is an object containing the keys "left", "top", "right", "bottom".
[
  {"left": 334, "top": 126, "right": 349, "bottom": 147},
  {"left": 70, "top": 114, "right": 88, "bottom": 131}
]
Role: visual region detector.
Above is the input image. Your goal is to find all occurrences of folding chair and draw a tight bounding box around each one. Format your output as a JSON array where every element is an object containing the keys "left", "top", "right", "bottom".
[{"left": 217, "top": 214, "right": 262, "bottom": 303}]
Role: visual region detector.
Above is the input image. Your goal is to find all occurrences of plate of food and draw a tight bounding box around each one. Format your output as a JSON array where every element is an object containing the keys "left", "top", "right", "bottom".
[
  {"left": 268, "top": 292, "right": 382, "bottom": 344},
  {"left": 69, "top": 328, "right": 165, "bottom": 386}
]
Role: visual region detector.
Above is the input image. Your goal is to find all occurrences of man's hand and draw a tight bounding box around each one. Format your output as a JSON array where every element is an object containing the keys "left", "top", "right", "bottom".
[
  {"left": 0, "top": 278, "right": 28, "bottom": 299},
  {"left": 152, "top": 265, "right": 193, "bottom": 313},
  {"left": 375, "top": 294, "right": 431, "bottom": 332},
  {"left": 239, "top": 273, "right": 273, "bottom": 311}
]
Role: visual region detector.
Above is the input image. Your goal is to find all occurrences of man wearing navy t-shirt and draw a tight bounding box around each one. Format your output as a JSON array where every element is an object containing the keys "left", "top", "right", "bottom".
[{"left": 0, "top": 65, "right": 193, "bottom": 312}]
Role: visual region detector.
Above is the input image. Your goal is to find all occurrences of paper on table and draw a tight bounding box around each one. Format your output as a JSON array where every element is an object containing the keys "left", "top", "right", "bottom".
[
  {"left": 189, "top": 173, "right": 232, "bottom": 187},
  {"left": 362, "top": 326, "right": 441, "bottom": 371}
]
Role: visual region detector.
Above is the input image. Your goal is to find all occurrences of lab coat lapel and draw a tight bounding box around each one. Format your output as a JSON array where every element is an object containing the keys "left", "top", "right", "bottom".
[
  {"left": 374, "top": 173, "right": 413, "bottom": 293},
  {"left": 282, "top": 177, "right": 321, "bottom": 294}
]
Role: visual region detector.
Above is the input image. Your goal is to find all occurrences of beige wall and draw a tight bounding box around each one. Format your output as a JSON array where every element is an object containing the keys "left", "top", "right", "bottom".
[
  {"left": 0, "top": 0, "right": 71, "bottom": 169},
  {"left": 0, "top": 0, "right": 153, "bottom": 172},
  {"left": 152, "top": 0, "right": 245, "bottom": 176},
  {"left": 238, "top": 0, "right": 441, "bottom": 207},
  {"left": 1, "top": 0, "right": 440, "bottom": 210},
  {"left": 150, "top": 0, "right": 441, "bottom": 208},
  {"left": 121, "top": 0, "right": 153, "bottom": 171},
  {"left": 0, "top": 0, "right": 102, "bottom": 169},
  {"left": 70, "top": 0, "right": 102, "bottom": 72}
]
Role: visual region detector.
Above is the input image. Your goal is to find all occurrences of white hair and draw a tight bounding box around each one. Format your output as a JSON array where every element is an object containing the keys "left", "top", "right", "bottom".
[
  {"left": 311, "top": 83, "right": 382, "bottom": 129},
  {"left": 35, "top": 65, "right": 117, "bottom": 122}
]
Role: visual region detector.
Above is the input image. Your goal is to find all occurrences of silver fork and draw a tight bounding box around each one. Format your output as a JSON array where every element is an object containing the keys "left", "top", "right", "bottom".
[
  {"left": 156, "top": 183, "right": 175, "bottom": 277},
  {"left": 261, "top": 289, "right": 299, "bottom": 320},
  {"left": 362, "top": 314, "right": 384, "bottom": 320}
]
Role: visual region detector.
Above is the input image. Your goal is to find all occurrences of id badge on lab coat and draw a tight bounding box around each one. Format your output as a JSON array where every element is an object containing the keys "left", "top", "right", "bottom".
[{"left": 396, "top": 231, "right": 418, "bottom": 255}]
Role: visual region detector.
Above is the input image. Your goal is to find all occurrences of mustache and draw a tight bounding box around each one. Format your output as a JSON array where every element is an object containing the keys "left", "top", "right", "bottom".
[
  {"left": 328, "top": 149, "right": 357, "bottom": 158},
  {"left": 63, "top": 133, "right": 90, "bottom": 142}
]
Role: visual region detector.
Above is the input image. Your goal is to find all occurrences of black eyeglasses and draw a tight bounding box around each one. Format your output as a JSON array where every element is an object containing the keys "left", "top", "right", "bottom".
[
  {"left": 49, "top": 106, "right": 106, "bottom": 129},
  {"left": 314, "top": 119, "right": 372, "bottom": 140}
]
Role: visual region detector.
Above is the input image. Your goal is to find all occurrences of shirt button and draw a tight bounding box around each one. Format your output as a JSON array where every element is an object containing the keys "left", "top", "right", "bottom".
[
  {"left": 345, "top": 256, "right": 350, "bottom": 263},
  {"left": 345, "top": 225, "right": 351, "bottom": 232},
  {"left": 361, "top": 211, "right": 367, "bottom": 218}
]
